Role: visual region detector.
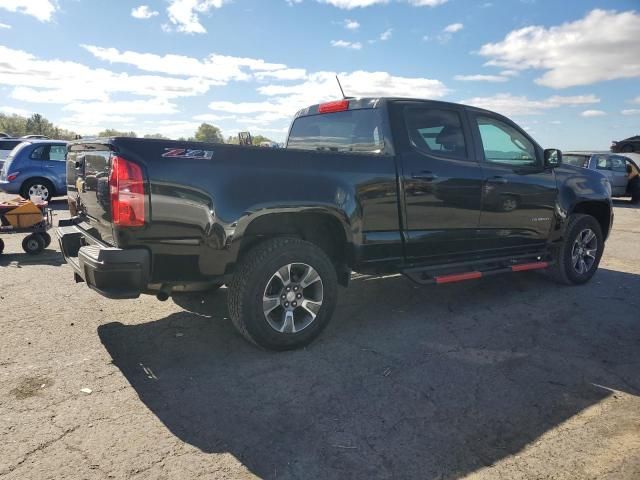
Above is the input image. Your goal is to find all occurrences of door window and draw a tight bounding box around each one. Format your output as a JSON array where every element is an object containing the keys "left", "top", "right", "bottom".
[
  {"left": 476, "top": 117, "right": 538, "bottom": 167},
  {"left": 30, "top": 146, "right": 48, "bottom": 160},
  {"left": 404, "top": 107, "right": 467, "bottom": 159},
  {"left": 610, "top": 156, "right": 627, "bottom": 173},
  {"left": 595, "top": 155, "right": 612, "bottom": 171},
  {"left": 49, "top": 145, "right": 67, "bottom": 161}
]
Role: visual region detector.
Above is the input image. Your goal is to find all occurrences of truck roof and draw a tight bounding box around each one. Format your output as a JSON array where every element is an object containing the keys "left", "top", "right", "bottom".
[{"left": 295, "top": 97, "right": 497, "bottom": 119}]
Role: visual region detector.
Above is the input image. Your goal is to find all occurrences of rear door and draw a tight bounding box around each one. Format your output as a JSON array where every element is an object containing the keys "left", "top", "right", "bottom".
[
  {"left": 393, "top": 101, "right": 483, "bottom": 263},
  {"left": 468, "top": 111, "right": 557, "bottom": 252},
  {"left": 593, "top": 154, "right": 628, "bottom": 196}
]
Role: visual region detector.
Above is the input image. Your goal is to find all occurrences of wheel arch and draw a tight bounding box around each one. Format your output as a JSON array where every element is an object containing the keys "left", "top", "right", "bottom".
[
  {"left": 570, "top": 200, "right": 612, "bottom": 239},
  {"left": 236, "top": 210, "right": 353, "bottom": 285}
]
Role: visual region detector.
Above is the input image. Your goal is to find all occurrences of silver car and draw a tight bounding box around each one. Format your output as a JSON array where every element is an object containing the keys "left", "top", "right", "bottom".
[{"left": 563, "top": 151, "right": 639, "bottom": 198}]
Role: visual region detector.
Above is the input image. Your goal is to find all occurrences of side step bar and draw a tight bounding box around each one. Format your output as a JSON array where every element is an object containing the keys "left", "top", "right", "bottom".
[{"left": 403, "top": 257, "right": 552, "bottom": 286}]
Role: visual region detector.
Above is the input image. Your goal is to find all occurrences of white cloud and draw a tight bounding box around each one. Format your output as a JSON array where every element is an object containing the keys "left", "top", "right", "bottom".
[
  {"left": 131, "top": 5, "right": 159, "bottom": 19},
  {"left": 622, "top": 109, "right": 640, "bottom": 116},
  {"left": 443, "top": 22, "right": 463, "bottom": 33},
  {"left": 319, "top": 0, "right": 447, "bottom": 8},
  {"left": 462, "top": 93, "right": 600, "bottom": 116},
  {"left": 581, "top": 110, "right": 606, "bottom": 117},
  {"left": 0, "top": 45, "right": 212, "bottom": 108},
  {"left": 82, "top": 45, "right": 305, "bottom": 83},
  {"left": 208, "top": 70, "right": 449, "bottom": 129},
  {"left": 632, "top": 96, "right": 640, "bottom": 105},
  {"left": 0, "top": 22, "right": 10, "bottom": 28},
  {"left": 454, "top": 74, "right": 509, "bottom": 82},
  {"left": 0, "top": 0, "right": 57, "bottom": 22},
  {"left": 479, "top": 9, "right": 640, "bottom": 88},
  {"left": 331, "top": 39, "right": 363, "bottom": 49},
  {"left": 344, "top": 18, "right": 360, "bottom": 29},
  {"left": 0, "top": 105, "right": 31, "bottom": 116},
  {"left": 167, "top": 0, "right": 227, "bottom": 34},
  {"left": 380, "top": 28, "right": 392, "bottom": 41}
]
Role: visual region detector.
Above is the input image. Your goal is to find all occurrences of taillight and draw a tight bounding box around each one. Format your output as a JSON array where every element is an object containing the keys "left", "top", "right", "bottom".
[
  {"left": 109, "top": 155, "right": 145, "bottom": 227},
  {"left": 7, "top": 172, "right": 19, "bottom": 182},
  {"left": 318, "top": 99, "right": 349, "bottom": 114}
]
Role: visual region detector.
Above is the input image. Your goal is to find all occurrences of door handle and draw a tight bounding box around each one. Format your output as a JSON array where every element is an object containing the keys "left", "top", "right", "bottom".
[
  {"left": 487, "top": 176, "right": 508, "bottom": 185},
  {"left": 411, "top": 171, "right": 437, "bottom": 181}
]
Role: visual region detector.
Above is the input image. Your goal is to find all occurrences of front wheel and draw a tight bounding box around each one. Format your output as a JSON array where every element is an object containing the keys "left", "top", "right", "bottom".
[
  {"left": 548, "top": 214, "right": 604, "bottom": 285},
  {"left": 228, "top": 237, "right": 338, "bottom": 351}
]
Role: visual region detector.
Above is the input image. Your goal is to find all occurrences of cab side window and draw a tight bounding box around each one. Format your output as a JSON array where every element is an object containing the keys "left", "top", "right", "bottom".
[
  {"left": 595, "top": 156, "right": 611, "bottom": 171},
  {"left": 405, "top": 107, "right": 468, "bottom": 159},
  {"left": 610, "top": 157, "right": 627, "bottom": 173},
  {"left": 476, "top": 116, "right": 538, "bottom": 168}
]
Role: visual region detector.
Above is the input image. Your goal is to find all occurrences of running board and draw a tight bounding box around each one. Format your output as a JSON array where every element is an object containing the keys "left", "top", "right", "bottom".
[{"left": 402, "top": 257, "right": 552, "bottom": 285}]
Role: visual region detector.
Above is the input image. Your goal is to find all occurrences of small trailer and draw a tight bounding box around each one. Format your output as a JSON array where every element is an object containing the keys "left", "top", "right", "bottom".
[{"left": 0, "top": 198, "right": 53, "bottom": 255}]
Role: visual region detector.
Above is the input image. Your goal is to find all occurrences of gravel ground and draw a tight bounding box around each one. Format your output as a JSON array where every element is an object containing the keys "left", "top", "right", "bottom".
[{"left": 0, "top": 192, "right": 639, "bottom": 480}]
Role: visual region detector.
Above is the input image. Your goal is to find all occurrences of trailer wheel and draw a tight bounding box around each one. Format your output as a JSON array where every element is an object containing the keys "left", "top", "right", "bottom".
[
  {"left": 41, "top": 232, "right": 52, "bottom": 248},
  {"left": 22, "top": 234, "right": 45, "bottom": 255},
  {"left": 228, "top": 237, "right": 338, "bottom": 351},
  {"left": 0, "top": 238, "right": 4, "bottom": 254}
]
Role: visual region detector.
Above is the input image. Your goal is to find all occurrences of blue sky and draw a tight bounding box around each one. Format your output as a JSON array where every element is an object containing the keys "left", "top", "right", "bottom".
[{"left": 0, "top": 0, "right": 638, "bottom": 148}]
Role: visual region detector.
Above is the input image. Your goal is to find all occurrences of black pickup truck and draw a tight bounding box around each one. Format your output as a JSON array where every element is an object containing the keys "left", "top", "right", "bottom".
[{"left": 57, "top": 98, "right": 613, "bottom": 350}]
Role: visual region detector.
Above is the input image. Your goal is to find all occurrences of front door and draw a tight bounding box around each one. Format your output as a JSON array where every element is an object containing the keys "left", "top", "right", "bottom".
[
  {"left": 395, "top": 102, "right": 483, "bottom": 263},
  {"left": 469, "top": 113, "right": 557, "bottom": 253}
]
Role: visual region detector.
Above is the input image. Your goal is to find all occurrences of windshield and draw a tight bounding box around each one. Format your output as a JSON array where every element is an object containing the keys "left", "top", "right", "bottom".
[{"left": 287, "top": 109, "right": 384, "bottom": 154}]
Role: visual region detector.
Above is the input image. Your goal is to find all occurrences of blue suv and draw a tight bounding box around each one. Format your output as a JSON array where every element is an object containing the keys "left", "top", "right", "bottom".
[{"left": 0, "top": 140, "right": 68, "bottom": 202}]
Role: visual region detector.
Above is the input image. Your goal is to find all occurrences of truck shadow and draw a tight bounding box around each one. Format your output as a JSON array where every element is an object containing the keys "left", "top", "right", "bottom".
[{"left": 98, "top": 268, "right": 640, "bottom": 479}]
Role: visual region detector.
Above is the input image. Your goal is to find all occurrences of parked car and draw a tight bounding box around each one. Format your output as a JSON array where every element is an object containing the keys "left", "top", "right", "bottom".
[
  {"left": 57, "top": 97, "right": 612, "bottom": 350},
  {"left": 0, "top": 140, "right": 68, "bottom": 202},
  {"left": 563, "top": 151, "right": 639, "bottom": 200},
  {"left": 611, "top": 135, "right": 640, "bottom": 153}
]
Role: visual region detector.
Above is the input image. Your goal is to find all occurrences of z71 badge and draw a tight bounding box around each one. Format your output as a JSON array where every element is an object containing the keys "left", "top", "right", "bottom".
[{"left": 162, "top": 148, "right": 214, "bottom": 160}]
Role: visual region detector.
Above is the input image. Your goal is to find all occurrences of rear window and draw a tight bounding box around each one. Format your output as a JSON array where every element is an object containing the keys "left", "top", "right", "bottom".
[
  {"left": 0, "top": 140, "right": 21, "bottom": 151},
  {"left": 287, "top": 109, "right": 384, "bottom": 154},
  {"left": 563, "top": 155, "right": 589, "bottom": 168}
]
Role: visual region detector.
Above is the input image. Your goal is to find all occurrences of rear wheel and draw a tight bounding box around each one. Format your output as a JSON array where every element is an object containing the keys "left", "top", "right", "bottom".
[
  {"left": 21, "top": 179, "right": 54, "bottom": 202},
  {"left": 22, "top": 234, "right": 45, "bottom": 255},
  {"left": 621, "top": 144, "right": 634, "bottom": 153},
  {"left": 228, "top": 237, "right": 338, "bottom": 350},
  {"left": 548, "top": 214, "right": 604, "bottom": 285}
]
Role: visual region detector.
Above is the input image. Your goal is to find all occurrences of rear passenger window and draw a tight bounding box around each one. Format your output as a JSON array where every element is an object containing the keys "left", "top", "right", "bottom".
[
  {"left": 405, "top": 107, "right": 467, "bottom": 159},
  {"left": 49, "top": 145, "right": 67, "bottom": 161},
  {"left": 610, "top": 157, "right": 627, "bottom": 173}
]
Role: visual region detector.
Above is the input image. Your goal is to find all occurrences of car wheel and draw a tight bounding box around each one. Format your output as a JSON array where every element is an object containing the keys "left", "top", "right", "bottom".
[
  {"left": 21, "top": 179, "right": 54, "bottom": 202},
  {"left": 621, "top": 144, "right": 634, "bottom": 153},
  {"left": 22, "top": 234, "right": 45, "bottom": 255},
  {"left": 0, "top": 238, "right": 4, "bottom": 254},
  {"left": 548, "top": 214, "right": 604, "bottom": 285},
  {"left": 228, "top": 237, "right": 338, "bottom": 351}
]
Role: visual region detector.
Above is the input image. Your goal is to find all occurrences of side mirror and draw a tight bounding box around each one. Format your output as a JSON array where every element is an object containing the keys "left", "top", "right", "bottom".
[{"left": 544, "top": 148, "right": 562, "bottom": 168}]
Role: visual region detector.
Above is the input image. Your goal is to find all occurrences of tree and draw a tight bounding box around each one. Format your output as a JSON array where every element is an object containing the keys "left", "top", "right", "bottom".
[
  {"left": 0, "top": 113, "right": 78, "bottom": 140},
  {"left": 251, "top": 135, "right": 274, "bottom": 146},
  {"left": 98, "top": 129, "right": 137, "bottom": 138},
  {"left": 194, "top": 123, "right": 224, "bottom": 143},
  {"left": 143, "top": 133, "right": 169, "bottom": 139},
  {"left": 25, "top": 114, "right": 53, "bottom": 136}
]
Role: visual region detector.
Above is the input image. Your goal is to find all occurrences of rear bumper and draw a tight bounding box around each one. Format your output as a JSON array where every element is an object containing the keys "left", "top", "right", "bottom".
[
  {"left": 56, "top": 221, "right": 150, "bottom": 299},
  {"left": 0, "top": 179, "right": 19, "bottom": 194}
]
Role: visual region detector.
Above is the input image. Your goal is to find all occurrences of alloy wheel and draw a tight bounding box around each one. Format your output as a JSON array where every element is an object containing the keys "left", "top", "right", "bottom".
[{"left": 571, "top": 228, "right": 598, "bottom": 275}]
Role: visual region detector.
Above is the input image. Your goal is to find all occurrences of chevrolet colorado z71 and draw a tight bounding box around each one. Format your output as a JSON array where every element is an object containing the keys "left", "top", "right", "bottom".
[{"left": 57, "top": 98, "right": 613, "bottom": 350}]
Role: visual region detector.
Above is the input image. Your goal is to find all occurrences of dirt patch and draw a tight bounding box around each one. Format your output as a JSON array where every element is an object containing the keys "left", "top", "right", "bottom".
[{"left": 10, "top": 377, "right": 53, "bottom": 400}]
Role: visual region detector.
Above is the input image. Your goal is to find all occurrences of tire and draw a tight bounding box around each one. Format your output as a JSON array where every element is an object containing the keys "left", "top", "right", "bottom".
[
  {"left": 228, "top": 237, "right": 338, "bottom": 351},
  {"left": 41, "top": 232, "right": 52, "bottom": 248},
  {"left": 20, "top": 179, "right": 55, "bottom": 202},
  {"left": 0, "top": 238, "right": 4, "bottom": 254},
  {"left": 621, "top": 144, "right": 634, "bottom": 153},
  {"left": 22, "top": 234, "right": 45, "bottom": 255},
  {"left": 548, "top": 214, "right": 604, "bottom": 285}
]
